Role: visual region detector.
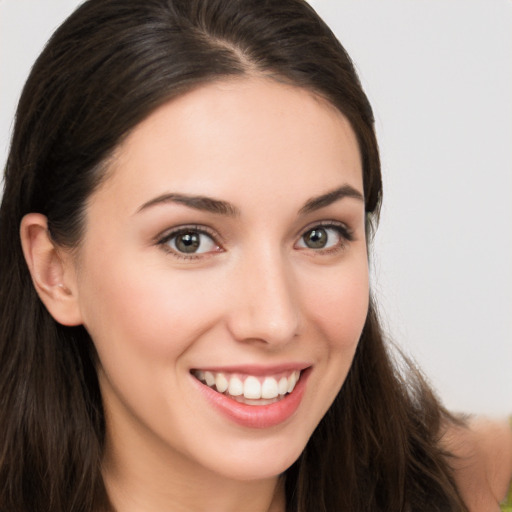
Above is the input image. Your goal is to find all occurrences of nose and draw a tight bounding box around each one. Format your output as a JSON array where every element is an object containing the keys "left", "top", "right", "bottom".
[{"left": 226, "top": 248, "right": 300, "bottom": 347}]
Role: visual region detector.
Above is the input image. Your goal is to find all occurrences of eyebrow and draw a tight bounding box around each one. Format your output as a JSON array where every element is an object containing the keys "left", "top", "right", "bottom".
[
  {"left": 137, "top": 183, "right": 364, "bottom": 217},
  {"left": 137, "top": 193, "right": 240, "bottom": 216},
  {"left": 299, "top": 184, "right": 364, "bottom": 214}
]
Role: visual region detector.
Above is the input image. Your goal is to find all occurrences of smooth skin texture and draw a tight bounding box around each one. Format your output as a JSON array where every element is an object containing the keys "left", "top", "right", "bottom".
[
  {"left": 19, "top": 77, "right": 512, "bottom": 512},
  {"left": 22, "top": 77, "right": 369, "bottom": 512},
  {"left": 446, "top": 417, "right": 512, "bottom": 511}
]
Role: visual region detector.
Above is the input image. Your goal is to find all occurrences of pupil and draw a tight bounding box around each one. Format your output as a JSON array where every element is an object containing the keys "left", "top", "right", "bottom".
[
  {"left": 305, "top": 228, "right": 327, "bottom": 248},
  {"left": 176, "top": 232, "right": 200, "bottom": 253}
]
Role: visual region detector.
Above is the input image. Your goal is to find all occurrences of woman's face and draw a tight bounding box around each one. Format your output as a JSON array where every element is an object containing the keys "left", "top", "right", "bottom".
[{"left": 71, "top": 77, "right": 369, "bottom": 482}]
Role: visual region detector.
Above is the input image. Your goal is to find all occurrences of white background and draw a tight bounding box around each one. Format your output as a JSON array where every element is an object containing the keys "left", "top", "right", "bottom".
[{"left": 1, "top": 0, "right": 511, "bottom": 415}]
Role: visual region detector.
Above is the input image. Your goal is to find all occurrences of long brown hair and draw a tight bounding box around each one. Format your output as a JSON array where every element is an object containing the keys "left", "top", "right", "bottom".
[{"left": 0, "top": 1, "right": 466, "bottom": 510}]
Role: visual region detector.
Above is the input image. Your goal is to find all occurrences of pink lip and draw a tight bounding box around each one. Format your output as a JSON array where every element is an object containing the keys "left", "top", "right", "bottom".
[
  {"left": 191, "top": 363, "right": 310, "bottom": 376},
  {"left": 191, "top": 367, "right": 311, "bottom": 429}
]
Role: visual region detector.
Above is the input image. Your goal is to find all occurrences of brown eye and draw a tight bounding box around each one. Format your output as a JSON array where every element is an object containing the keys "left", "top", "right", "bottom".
[
  {"left": 296, "top": 224, "right": 352, "bottom": 252},
  {"left": 302, "top": 228, "right": 329, "bottom": 249},
  {"left": 164, "top": 229, "right": 219, "bottom": 255},
  {"left": 174, "top": 232, "right": 201, "bottom": 253}
]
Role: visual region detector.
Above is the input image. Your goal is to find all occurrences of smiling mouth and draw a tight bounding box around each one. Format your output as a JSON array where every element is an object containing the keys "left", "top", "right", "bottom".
[{"left": 191, "top": 369, "right": 301, "bottom": 406}]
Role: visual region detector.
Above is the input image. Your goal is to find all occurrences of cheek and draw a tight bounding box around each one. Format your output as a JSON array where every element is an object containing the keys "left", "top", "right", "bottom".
[
  {"left": 303, "top": 260, "right": 370, "bottom": 351},
  {"left": 77, "top": 251, "right": 224, "bottom": 363},
  {"left": 294, "top": 260, "right": 369, "bottom": 436}
]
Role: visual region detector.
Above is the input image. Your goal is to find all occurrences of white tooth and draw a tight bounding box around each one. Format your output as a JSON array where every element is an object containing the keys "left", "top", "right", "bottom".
[
  {"left": 286, "top": 374, "right": 295, "bottom": 393},
  {"left": 196, "top": 370, "right": 205, "bottom": 381},
  {"left": 204, "top": 371, "right": 215, "bottom": 387},
  {"left": 261, "top": 377, "right": 279, "bottom": 399},
  {"left": 215, "top": 373, "right": 228, "bottom": 393},
  {"left": 243, "top": 376, "right": 262, "bottom": 399},
  {"left": 228, "top": 376, "right": 243, "bottom": 396},
  {"left": 287, "top": 371, "right": 300, "bottom": 393},
  {"left": 278, "top": 376, "right": 288, "bottom": 395}
]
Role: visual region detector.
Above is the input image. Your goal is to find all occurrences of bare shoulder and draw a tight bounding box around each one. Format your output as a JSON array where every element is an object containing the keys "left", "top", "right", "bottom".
[{"left": 442, "top": 416, "right": 512, "bottom": 512}]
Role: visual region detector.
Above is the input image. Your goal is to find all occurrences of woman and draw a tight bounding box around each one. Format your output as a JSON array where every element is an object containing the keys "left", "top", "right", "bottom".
[{"left": 0, "top": 0, "right": 510, "bottom": 510}]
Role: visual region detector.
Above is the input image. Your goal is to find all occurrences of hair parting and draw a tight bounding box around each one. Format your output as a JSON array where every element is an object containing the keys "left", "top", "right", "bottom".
[{"left": 0, "top": 1, "right": 467, "bottom": 510}]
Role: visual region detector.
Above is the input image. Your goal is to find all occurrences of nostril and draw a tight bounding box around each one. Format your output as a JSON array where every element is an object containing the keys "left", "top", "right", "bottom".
[{"left": 225, "top": 258, "right": 300, "bottom": 345}]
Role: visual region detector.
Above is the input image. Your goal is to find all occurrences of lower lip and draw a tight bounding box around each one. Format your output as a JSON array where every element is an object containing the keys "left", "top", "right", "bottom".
[{"left": 192, "top": 369, "right": 310, "bottom": 429}]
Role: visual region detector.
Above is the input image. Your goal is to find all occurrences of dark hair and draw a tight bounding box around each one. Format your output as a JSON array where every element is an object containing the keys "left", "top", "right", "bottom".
[{"left": 0, "top": 0, "right": 466, "bottom": 510}]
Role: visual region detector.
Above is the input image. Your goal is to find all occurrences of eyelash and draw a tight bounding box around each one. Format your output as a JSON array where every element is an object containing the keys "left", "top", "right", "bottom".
[
  {"left": 156, "top": 221, "right": 354, "bottom": 260},
  {"left": 157, "top": 225, "right": 222, "bottom": 260},
  {"left": 295, "top": 221, "right": 354, "bottom": 256}
]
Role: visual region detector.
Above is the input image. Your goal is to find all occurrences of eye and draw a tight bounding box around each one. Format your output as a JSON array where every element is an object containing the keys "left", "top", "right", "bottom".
[
  {"left": 159, "top": 227, "right": 220, "bottom": 256},
  {"left": 295, "top": 223, "right": 353, "bottom": 252}
]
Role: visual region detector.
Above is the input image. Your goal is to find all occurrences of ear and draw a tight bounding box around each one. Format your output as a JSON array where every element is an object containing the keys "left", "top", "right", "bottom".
[{"left": 20, "top": 213, "right": 83, "bottom": 326}]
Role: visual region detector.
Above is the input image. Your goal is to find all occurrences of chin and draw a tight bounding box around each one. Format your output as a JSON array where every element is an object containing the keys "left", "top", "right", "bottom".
[{"left": 199, "top": 429, "right": 312, "bottom": 482}]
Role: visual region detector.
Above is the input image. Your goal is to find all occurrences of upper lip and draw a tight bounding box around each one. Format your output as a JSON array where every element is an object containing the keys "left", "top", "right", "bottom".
[{"left": 190, "top": 363, "right": 311, "bottom": 376}]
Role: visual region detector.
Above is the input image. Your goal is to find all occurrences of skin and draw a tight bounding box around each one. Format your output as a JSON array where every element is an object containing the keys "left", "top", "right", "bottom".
[
  {"left": 22, "top": 77, "right": 369, "bottom": 511},
  {"left": 20, "top": 77, "right": 511, "bottom": 511},
  {"left": 445, "top": 417, "right": 512, "bottom": 511}
]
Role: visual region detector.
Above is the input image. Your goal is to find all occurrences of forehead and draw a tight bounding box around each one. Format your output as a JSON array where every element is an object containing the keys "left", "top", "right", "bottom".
[{"left": 95, "top": 77, "right": 363, "bottom": 212}]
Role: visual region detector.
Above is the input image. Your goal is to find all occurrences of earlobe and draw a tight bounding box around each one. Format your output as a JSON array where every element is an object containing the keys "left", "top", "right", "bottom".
[{"left": 20, "top": 213, "right": 83, "bottom": 326}]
